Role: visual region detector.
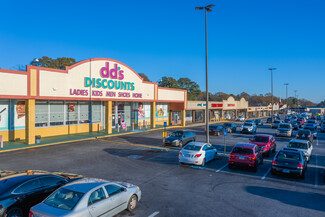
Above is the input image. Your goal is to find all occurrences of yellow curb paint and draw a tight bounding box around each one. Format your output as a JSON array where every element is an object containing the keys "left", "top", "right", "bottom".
[{"left": 97, "top": 139, "right": 170, "bottom": 151}]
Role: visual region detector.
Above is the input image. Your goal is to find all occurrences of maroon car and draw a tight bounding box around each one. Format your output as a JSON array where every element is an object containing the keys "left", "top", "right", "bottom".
[
  {"left": 249, "top": 134, "right": 276, "bottom": 157},
  {"left": 228, "top": 143, "right": 263, "bottom": 172}
]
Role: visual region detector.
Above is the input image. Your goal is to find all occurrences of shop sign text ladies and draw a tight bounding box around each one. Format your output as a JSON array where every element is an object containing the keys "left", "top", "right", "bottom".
[{"left": 70, "top": 62, "right": 143, "bottom": 98}]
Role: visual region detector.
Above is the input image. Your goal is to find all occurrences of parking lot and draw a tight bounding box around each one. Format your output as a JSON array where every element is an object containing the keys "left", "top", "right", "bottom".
[{"left": 1, "top": 118, "right": 325, "bottom": 217}]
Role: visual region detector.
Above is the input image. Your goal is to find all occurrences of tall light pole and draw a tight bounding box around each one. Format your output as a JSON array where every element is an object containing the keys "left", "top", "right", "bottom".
[
  {"left": 196, "top": 4, "right": 215, "bottom": 144},
  {"left": 268, "top": 68, "right": 276, "bottom": 121},
  {"left": 294, "top": 90, "right": 298, "bottom": 110},
  {"left": 284, "top": 83, "right": 289, "bottom": 99}
]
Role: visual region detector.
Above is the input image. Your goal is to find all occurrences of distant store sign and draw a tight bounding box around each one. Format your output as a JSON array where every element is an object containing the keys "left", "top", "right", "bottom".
[
  {"left": 197, "top": 103, "right": 206, "bottom": 107},
  {"left": 212, "top": 104, "right": 223, "bottom": 108},
  {"left": 227, "top": 104, "right": 235, "bottom": 107}
]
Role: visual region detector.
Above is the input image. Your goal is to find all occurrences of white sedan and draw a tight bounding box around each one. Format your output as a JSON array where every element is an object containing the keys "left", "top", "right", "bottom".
[
  {"left": 179, "top": 142, "right": 217, "bottom": 167},
  {"left": 286, "top": 139, "right": 313, "bottom": 162}
]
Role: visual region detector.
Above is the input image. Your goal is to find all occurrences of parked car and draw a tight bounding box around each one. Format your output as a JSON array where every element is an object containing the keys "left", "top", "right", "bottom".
[
  {"left": 284, "top": 119, "right": 291, "bottom": 123},
  {"left": 254, "top": 119, "right": 263, "bottom": 126},
  {"left": 249, "top": 134, "right": 276, "bottom": 157},
  {"left": 291, "top": 121, "right": 299, "bottom": 130},
  {"left": 295, "top": 121, "right": 302, "bottom": 129},
  {"left": 209, "top": 125, "right": 223, "bottom": 136},
  {"left": 266, "top": 117, "right": 272, "bottom": 123},
  {"left": 272, "top": 120, "right": 284, "bottom": 129},
  {"left": 240, "top": 122, "right": 257, "bottom": 134},
  {"left": 244, "top": 120, "right": 255, "bottom": 124},
  {"left": 271, "top": 148, "right": 307, "bottom": 179},
  {"left": 286, "top": 139, "right": 313, "bottom": 162},
  {"left": 276, "top": 123, "right": 293, "bottom": 137},
  {"left": 179, "top": 142, "right": 217, "bottom": 167},
  {"left": 30, "top": 178, "right": 141, "bottom": 217},
  {"left": 320, "top": 123, "right": 325, "bottom": 133},
  {"left": 296, "top": 129, "right": 313, "bottom": 142},
  {"left": 236, "top": 116, "right": 245, "bottom": 121},
  {"left": 164, "top": 130, "right": 196, "bottom": 147},
  {"left": 223, "top": 123, "right": 237, "bottom": 133},
  {"left": 307, "top": 119, "right": 317, "bottom": 125},
  {"left": 0, "top": 170, "right": 83, "bottom": 217},
  {"left": 228, "top": 143, "right": 263, "bottom": 172},
  {"left": 304, "top": 123, "right": 317, "bottom": 130},
  {"left": 303, "top": 125, "right": 318, "bottom": 139},
  {"left": 297, "top": 118, "right": 305, "bottom": 125}
]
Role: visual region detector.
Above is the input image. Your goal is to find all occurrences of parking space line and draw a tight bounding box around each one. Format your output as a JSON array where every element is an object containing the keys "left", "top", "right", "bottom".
[
  {"left": 148, "top": 211, "right": 160, "bottom": 217},
  {"left": 261, "top": 168, "right": 271, "bottom": 180},
  {"left": 216, "top": 163, "right": 228, "bottom": 173}
]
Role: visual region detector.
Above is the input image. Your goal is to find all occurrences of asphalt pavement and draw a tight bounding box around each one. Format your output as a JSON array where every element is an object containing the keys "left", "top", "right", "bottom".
[{"left": 0, "top": 119, "right": 324, "bottom": 217}]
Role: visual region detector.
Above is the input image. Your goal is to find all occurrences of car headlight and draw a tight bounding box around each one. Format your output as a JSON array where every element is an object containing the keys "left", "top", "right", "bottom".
[
  {"left": 137, "top": 186, "right": 140, "bottom": 191},
  {"left": 172, "top": 139, "right": 179, "bottom": 143}
]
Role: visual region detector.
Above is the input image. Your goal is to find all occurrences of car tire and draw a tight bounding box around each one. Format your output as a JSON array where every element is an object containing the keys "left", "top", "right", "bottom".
[
  {"left": 201, "top": 158, "right": 206, "bottom": 167},
  {"left": 127, "top": 194, "right": 138, "bottom": 212},
  {"left": 253, "top": 164, "right": 258, "bottom": 172},
  {"left": 179, "top": 141, "right": 183, "bottom": 148},
  {"left": 6, "top": 207, "right": 23, "bottom": 217},
  {"left": 228, "top": 164, "right": 234, "bottom": 169},
  {"left": 300, "top": 171, "right": 305, "bottom": 180},
  {"left": 271, "top": 169, "right": 276, "bottom": 175},
  {"left": 272, "top": 146, "right": 276, "bottom": 153},
  {"left": 260, "top": 158, "right": 264, "bottom": 165},
  {"left": 214, "top": 153, "right": 218, "bottom": 160}
]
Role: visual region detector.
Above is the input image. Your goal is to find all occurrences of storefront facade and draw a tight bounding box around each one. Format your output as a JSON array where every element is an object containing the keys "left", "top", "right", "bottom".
[{"left": 0, "top": 58, "right": 186, "bottom": 144}]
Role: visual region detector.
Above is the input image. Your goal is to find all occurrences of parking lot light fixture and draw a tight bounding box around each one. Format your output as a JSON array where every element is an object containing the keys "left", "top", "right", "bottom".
[
  {"left": 268, "top": 68, "right": 276, "bottom": 121},
  {"left": 196, "top": 4, "right": 215, "bottom": 144}
]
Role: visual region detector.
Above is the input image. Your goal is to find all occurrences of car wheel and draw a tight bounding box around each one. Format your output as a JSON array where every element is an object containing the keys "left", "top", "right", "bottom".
[
  {"left": 6, "top": 207, "right": 23, "bottom": 217},
  {"left": 272, "top": 146, "right": 276, "bottom": 153},
  {"left": 260, "top": 158, "right": 264, "bottom": 165},
  {"left": 252, "top": 164, "right": 258, "bottom": 172},
  {"left": 228, "top": 164, "right": 234, "bottom": 169},
  {"left": 179, "top": 141, "right": 183, "bottom": 148},
  {"left": 271, "top": 169, "right": 276, "bottom": 175},
  {"left": 300, "top": 171, "right": 305, "bottom": 180},
  {"left": 127, "top": 194, "right": 138, "bottom": 212},
  {"left": 214, "top": 153, "right": 218, "bottom": 160},
  {"left": 201, "top": 158, "right": 206, "bottom": 167}
]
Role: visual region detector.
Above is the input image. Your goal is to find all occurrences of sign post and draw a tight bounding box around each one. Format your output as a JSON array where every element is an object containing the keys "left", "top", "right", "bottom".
[
  {"left": 223, "top": 129, "right": 227, "bottom": 155},
  {"left": 163, "top": 122, "right": 167, "bottom": 145}
]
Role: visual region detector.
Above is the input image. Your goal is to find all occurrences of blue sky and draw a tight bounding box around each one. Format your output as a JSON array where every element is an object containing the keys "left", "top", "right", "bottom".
[{"left": 0, "top": 0, "right": 324, "bottom": 103}]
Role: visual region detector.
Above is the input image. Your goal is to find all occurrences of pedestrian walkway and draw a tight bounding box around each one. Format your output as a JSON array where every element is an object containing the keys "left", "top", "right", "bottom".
[{"left": 0, "top": 125, "right": 171, "bottom": 153}]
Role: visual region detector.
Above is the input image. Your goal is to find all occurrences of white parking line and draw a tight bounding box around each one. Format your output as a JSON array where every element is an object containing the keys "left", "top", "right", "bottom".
[
  {"left": 261, "top": 168, "right": 271, "bottom": 180},
  {"left": 148, "top": 211, "right": 160, "bottom": 217},
  {"left": 216, "top": 163, "right": 228, "bottom": 173}
]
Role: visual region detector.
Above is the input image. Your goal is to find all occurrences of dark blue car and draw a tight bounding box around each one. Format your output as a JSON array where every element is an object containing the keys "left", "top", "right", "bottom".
[{"left": 164, "top": 130, "right": 196, "bottom": 147}]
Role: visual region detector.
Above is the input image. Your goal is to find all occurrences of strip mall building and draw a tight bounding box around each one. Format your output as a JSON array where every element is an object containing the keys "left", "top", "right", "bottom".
[{"left": 0, "top": 58, "right": 187, "bottom": 144}]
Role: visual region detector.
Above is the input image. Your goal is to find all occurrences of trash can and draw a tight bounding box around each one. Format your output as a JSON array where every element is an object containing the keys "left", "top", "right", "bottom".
[{"left": 35, "top": 135, "right": 41, "bottom": 144}]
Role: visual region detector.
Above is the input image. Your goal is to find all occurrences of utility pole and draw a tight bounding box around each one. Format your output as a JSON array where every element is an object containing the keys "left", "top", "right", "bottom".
[{"left": 268, "top": 68, "right": 276, "bottom": 121}]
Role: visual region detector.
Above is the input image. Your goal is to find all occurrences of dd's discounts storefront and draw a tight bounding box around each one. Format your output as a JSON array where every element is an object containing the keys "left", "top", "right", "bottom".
[{"left": 0, "top": 58, "right": 187, "bottom": 144}]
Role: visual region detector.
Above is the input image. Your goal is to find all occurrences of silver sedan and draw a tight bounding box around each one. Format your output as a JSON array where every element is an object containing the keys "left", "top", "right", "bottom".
[{"left": 29, "top": 178, "right": 141, "bottom": 217}]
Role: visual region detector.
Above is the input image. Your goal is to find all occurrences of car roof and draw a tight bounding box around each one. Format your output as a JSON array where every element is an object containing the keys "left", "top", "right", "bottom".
[
  {"left": 63, "top": 178, "right": 111, "bottom": 193},
  {"left": 234, "top": 143, "right": 256, "bottom": 149},
  {"left": 289, "top": 139, "right": 309, "bottom": 144},
  {"left": 279, "top": 148, "right": 301, "bottom": 153},
  {"left": 253, "top": 134, "right": 271, "bottom": 138},
  {"left": 187, "top": 142, "right": 207, "bottom": 147}
]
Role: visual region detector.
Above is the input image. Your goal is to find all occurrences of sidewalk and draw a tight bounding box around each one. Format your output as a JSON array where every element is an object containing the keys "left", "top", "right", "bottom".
[{"left": 0, "top": 124, "right": 177, "bottom": 153}]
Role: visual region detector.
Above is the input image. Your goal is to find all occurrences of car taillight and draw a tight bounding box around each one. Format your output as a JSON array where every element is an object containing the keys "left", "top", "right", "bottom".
[
  {"left": 195, "top": 154, "right": 202, "bottom": 158},
  {"left": 297, "top": 163, "right": 303, "bottom": 169},
  {"left": 179, "top": 152, "right": 182, "bottom": 156},
  {"left": 250, "top": 156, "right": 256, "bottom": 160},
  {"left": 296, "top": 134, "right": 299, "bottom": 137},
  {"left": 272, "top": 160, "right": 277, "bottom": 166},
  {"left": 308, "top": 135, "right": 311, "bottom": 138},
  {"left": 29, "top": 211, "right": 35, "bottom": 217}
]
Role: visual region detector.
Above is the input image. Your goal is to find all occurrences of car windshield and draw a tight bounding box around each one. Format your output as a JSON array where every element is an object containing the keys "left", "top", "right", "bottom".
[
  {"left": 232, "top": 147, "right": 253, "bottom": 155},
  {"left": 210, "top": 126, "right": 221, "bottom": 129},
  {"left": 274, "top": 121, "right": 280, "bottom": 123},
  {"left": 277, "top": 151, "right": 301, "bottom": 161},
  {"left": 244, "top": 123, "right": 252, "bottom": 127},
  {"left": 223, "top": 123, "right": 231, "bottom": 127},
  {"left": 279, "top": 124, "right": 290, "bottom": 129},
  {"left": 171, "top": 131, "right": 183, "bottom": 137},
  {"left": 288, "top": 142, "right": 308, "bottom": 150},
  {"left": 183, "top": 144, "right": 201, "bottom": 151},
  {"left": 252, "top": 136, "right": 268, "bottom": 143},
  {"left": 44, "top": 188, "right": 84, "bottom": 211}
]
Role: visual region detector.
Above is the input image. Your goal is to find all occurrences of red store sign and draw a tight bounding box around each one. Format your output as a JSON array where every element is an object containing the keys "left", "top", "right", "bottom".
[{"left": 212, "top": 103, "right": 223, "bottom": 108}]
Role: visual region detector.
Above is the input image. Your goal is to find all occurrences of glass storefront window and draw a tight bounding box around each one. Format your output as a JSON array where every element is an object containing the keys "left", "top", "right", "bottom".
[
  {"left": 92, "top": 102, "right": 102, "bottom": 123},
  {"left": 50, "top": 101, "right": 64, "bottom": 126},
  {"left": 195, "top": 110, "right": 204, "bottom": 123},
  {"left": 185, "top": 110, "right": 192, "bottom": 122},
  {"left": 35, "top": 101, "right": 48, "bottom": 127},
  {"left": 79, "top": 102, "right": 90, "bottom": 124},
  {"left": 66, "top": 102, "right": 78, "bottom": 125}
]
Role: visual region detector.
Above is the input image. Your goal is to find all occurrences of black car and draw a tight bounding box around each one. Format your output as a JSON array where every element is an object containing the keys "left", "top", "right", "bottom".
[
  {"left": 303, "top": 126, "right": 318, "bottom": 139},
  {"left": 222, "top": 123, "right": 237, "bottom": 133},
  {"left": 271, "top": 148, "right": 307, "bottom": 179},
  {"left": 209, "top": 125, "right": 223, "bottom": 136},
  {"left": 296, "top": 129, "right": 313, "bottom": 142},
  {"left": 0, "top": 171, "right": 82, "bottom": 217},
  {"left": 266, "top": 117, "right": 272, "bottom": 123},
  {"left": 164, "top": 130, "right": 196, "bottom": 147},
  {"left": 254, "top": 119, "right": 263, "bottom": 126}
]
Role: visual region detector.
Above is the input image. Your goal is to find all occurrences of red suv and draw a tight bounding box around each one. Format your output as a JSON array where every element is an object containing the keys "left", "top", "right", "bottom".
[
  {"left": 249, "top": 134, "right": 276, "bottom": 157},
  {"left": 228, "top": 143, "right": 263, "bottom": 172}
]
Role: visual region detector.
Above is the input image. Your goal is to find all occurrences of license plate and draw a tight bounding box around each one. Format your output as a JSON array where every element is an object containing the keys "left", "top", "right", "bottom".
[
  {"left": 186, "top": 154, "right": 191, "bottom": 157},
  {"left": 282, "top": 169, "right": 290, "bottom": 173},
  {"left": 302, "top": 135, "right": 305, "bottom": 138},
  {"left": 239, "top": 156, "right": 245, "bottom": 160}
]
